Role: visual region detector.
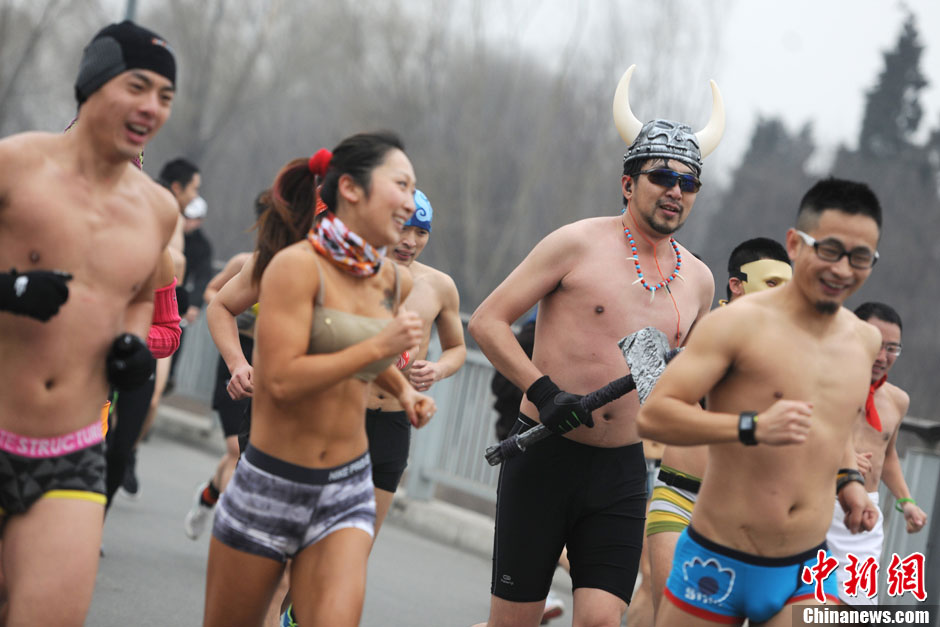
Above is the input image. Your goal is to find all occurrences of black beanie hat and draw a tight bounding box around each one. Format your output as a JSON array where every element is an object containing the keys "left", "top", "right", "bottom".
[{"left": 75, "top": 20, "right": 176, "bottom": 104}]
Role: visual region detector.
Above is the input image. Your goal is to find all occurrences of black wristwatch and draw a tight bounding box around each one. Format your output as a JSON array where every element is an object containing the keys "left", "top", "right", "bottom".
[{"left": 738, "top": 411, "right": 758, "bottom": 445}]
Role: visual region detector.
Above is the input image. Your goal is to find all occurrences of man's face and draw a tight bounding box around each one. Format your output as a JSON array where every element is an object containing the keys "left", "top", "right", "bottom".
[
  {"left": 84, "top": 69, "right": 174, "bottom": 161},
  {"left": 174, "top": 173, "right": 202, "bottom": 212},
  {"left": 786, "top": 210, "right": 880, "bottom": 314},
  {"left": 390, "top": 225, "right": 430, "bottom": 267},
  {"left": 867, "top": 316, "right": 901, "bottom": 383},
  {"left": 622, "top": 159, "right": 699, "bottom": 235}
]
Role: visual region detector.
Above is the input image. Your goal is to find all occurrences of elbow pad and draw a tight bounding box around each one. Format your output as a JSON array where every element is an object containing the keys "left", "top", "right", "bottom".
[{"left": 148, "top": 278, "right": 181, "bottom": 358}]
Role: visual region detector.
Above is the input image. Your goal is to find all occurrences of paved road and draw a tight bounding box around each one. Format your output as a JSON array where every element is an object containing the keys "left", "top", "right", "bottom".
[{"left": 87, "top": 423, "right": 577, "bottom": 626}]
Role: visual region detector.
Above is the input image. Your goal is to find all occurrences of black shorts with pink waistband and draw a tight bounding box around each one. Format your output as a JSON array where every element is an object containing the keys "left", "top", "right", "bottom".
[{"left": 0, "top": 423, "right": 106, "bottom": 516}]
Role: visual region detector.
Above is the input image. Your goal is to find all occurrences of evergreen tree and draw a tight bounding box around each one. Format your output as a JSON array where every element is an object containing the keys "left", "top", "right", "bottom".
[
  {"left": 833, "top": 11, "right": 940, "bottom": 419},
  {"left": 857, "top": 13, "right": 928, "bottom": 157},
  {"left": 701, "top": 117, "right": 814, "bottom": 286}
]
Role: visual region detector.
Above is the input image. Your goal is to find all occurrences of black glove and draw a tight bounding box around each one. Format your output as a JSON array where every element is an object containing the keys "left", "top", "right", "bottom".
[
  {"left": 0, "top": 268, "right": 72, "bottom": 321},
  {"left": 107, "top": 333, "right": 156, "bottom": 390},
  {"left": 175, "top": 284, "right": 189, "bottom": 317},
  {"left": 526, "top": 375, "right": 594, "bottom": 435}
]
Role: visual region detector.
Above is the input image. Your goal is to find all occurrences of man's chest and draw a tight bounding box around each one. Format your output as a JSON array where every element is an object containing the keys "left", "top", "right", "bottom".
[
  {"left": 560, "top": 260, "right": 702, "bottom": 346},
  {"left": 733, "top": 335, "right": 873, "bottom": 417},
  {"left": 870, "top": 391, "right": 902, "bottom": 440},
  {"left": 1, "top": 182, "right": 162, "bottom": 294},
  {"left": 403, "top": 278, "right": 442, "bottom": 329}
]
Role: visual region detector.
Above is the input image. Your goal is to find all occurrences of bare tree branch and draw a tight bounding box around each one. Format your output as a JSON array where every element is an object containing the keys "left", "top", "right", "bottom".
[{"left": 0, "top": 0, "right": 64, "bottom": 127}]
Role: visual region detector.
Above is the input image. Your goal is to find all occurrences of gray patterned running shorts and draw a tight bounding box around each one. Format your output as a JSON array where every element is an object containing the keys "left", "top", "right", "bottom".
[{"left": 212, "top": 445, "right": 376, "bottom": 562}]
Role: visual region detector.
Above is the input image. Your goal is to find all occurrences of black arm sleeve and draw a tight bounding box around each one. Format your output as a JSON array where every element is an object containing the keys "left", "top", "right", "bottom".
[{"left": 183, "top": 230, "right": 214, "bottom": 310}]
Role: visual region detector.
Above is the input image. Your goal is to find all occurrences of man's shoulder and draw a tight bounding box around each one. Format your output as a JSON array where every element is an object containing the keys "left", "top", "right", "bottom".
[
  {"left": 0, "top": 132, "right": 58, "bottom": 166},
  {"left": 697, "top": 293, "right": 771, "bottom": 336},
  {"left": 412, "top": 261, "right": 457, "bottom": 292},
  {"left": 543, "top": 215, "right": 616, "bottom": 238},
  {"left": 675, "top": 241, "right": 715, "bottom": 297},
  {"left": 675, "top": 241, "right": 711, "bottom": 272},
  {"left": 845, "top": 309, "right": 882, "bottom": 346},
  {"left": 565, "top": 215, "right": 620, "bottom": 233},
  {"left": 0, "top": 130, "right": 58, "bottom": 148},
  {"left": 883, "top": 382, "right": 910, "bottom": 412},
  {"left": 130, "top": 171, "right": 178, "bottom": 229},
  {"left": 536, "top": 216, "right": 622, "bottom": 258}
]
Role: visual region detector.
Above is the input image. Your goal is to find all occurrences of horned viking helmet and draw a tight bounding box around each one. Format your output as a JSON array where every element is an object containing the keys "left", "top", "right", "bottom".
[{"left": 613, "top": 65, "right": 725, "bottom": 176}]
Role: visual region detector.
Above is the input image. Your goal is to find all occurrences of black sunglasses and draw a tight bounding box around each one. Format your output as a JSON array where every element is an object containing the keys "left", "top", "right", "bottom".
[{"left": 636, "top": 168, "right": 702, "bottom": 193}]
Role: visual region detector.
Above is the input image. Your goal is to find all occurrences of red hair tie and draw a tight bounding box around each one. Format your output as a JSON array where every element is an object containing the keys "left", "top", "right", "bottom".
[{"left": 308, "top": 149, "right": 332, "bottom": 178}]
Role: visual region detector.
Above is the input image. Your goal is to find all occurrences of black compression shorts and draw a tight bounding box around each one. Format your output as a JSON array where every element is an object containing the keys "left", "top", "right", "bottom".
[
  {"left": 365, "top": 409, "right": 411, "bottom": 492},
  {"left": 211, "top": 334, "right": 253, "bottom": 438},
  {"left": 491, "top": 414, "right": 647, "bottom": 604}
]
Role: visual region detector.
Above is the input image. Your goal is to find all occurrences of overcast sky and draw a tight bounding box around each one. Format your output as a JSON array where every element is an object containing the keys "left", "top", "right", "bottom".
[
  {"left": 719, "top": 1, "right": 940, "bottom": 170},
  {"left": 113, "top": 0, "right": 938, "bottom": 183},
  {"left": 500, "top": 0, "right": 940, "bottom": 181}
]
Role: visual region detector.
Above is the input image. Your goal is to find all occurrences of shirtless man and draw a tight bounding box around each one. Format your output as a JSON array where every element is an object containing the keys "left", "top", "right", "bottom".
[
  {"left": 468, "top": 66, "right": 722, "bottom": 627},
  {"left": 0, "top": 20, "right": 177, "bottom": 625},
  {"left": 365, "top": 189, "right": 466, "bottom": 535},
  {"left": 645, "top": 237, "right": 792, "bottom": 614},
  {"left": 638, "top": 177, "right": 882, "bottom": 626},
  {"left": 827, "top": 301, "right": 927, "bottom": 605}
]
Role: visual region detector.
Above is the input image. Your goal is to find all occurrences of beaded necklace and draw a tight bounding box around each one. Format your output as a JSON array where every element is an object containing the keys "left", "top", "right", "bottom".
[{"left": 624, "top": 225, "right": 683, "bottom": 303}]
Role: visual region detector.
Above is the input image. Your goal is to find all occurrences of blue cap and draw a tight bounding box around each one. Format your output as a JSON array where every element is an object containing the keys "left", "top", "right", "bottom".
[{"left": 405, "top": 189, "right": 432, "bottom": 232}]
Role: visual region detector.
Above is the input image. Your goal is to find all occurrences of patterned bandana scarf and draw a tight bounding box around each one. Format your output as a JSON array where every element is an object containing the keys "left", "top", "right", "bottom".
[
  {"left": 864, "top": 375, "right": 887, "bottom": 432},
  {"left": 308, "top": 211, "right": 384, "bottom": 277}
]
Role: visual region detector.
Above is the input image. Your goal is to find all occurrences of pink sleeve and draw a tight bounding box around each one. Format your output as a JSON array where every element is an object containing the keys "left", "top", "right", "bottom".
[{"left": 148, "top": 277, "right": 182, "bottom": 358}]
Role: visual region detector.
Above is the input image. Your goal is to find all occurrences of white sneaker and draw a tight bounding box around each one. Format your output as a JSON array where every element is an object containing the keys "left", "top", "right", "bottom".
[
  {"left": 541, "top": 591, "right": 565, "bottom": 624},
  {"left": 183, "top": 482, "right": 214, "bottom": 540}
]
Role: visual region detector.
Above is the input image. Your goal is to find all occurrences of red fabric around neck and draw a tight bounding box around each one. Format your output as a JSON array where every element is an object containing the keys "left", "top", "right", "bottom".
[{"left": 864, "top": 375, "right": 887, "bottom": 432}]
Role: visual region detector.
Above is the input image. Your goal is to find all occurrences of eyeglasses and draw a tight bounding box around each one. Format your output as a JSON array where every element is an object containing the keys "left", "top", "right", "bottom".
[
  {"left": 794, "top": 230, "right": 879, "bottom": 269},
  {"left": 636, "top": 169, "right": 702, "bottom": 193},
  {"left": 881, "top": 342, "right": 902, "bottom": 357}
]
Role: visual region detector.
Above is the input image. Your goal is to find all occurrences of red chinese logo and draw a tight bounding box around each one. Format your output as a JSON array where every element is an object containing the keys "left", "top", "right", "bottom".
[
  {"left": 885, "top": 552, "right": 926, "bottom": 601},
  {"left": 801, "top": 549, "right": 839, "bottom": 603},
  {"left": 842, "top": 553, "right": 879, "bottom": 599}
]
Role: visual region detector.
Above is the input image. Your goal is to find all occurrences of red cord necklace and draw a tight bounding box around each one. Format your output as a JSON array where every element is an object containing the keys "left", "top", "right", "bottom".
[{"left": 624, "top": 210, "right": 684, "bottom": 343}]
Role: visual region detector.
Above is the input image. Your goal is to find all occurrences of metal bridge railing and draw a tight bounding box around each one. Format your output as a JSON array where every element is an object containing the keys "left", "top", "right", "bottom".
[{"left": 404, "top": 346, "right": 501, "bottom": 503}]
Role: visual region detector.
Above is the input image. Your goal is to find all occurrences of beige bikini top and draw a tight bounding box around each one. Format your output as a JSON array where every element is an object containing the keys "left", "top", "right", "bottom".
[{"left": 307, "top": 257, "right": 400, "bottom": 382}]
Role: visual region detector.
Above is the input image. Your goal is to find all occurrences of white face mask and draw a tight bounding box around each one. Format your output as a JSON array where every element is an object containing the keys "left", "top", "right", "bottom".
[{"left": 183, "top": 196, "right": 208, "bottom": 220}]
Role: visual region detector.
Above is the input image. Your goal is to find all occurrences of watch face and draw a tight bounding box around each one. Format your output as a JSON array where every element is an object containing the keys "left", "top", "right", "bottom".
[{"left": 739, "top": 412, "right": 757, "bottom": 444}]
